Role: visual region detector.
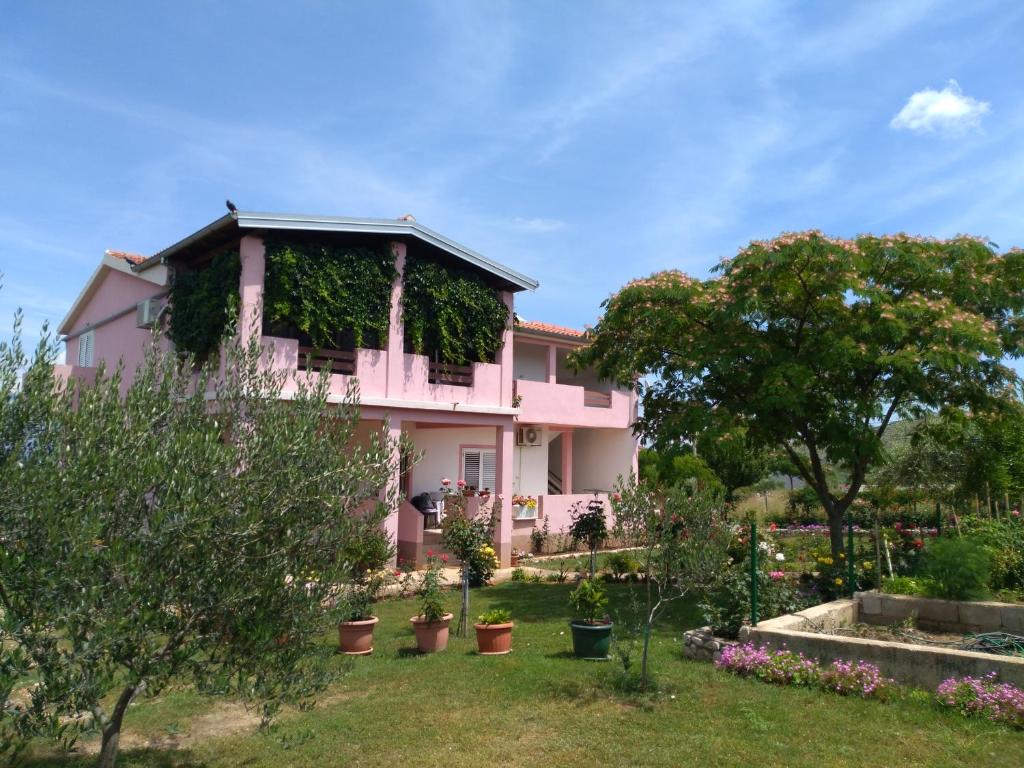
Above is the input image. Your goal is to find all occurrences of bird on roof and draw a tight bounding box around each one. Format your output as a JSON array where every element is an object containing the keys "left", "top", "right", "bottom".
[{"left": 225, "top": 199, "right": 237, "bottom": 213}]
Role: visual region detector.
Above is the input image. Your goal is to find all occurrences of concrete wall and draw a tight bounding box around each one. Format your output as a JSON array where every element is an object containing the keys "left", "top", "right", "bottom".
[
  {"left": 857, "top": 591, "right": 1024, "bottom": 634},
  {"left": 741, "top": 596, "right": 1024, "bottom": 690},
  {"left": 572, "top": 428, "right": 636, "bottom": 493}
]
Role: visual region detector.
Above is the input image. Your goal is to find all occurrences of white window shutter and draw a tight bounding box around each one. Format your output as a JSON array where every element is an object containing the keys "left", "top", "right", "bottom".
[
  {"left": 481, "top": 451, "right": 496, "bottom": 491},
  {"left": 78, "top": 330, "right": 94, "bottom": 367},
  {"left": 462, "top": 451, "right": 481, "bottom": 489}
]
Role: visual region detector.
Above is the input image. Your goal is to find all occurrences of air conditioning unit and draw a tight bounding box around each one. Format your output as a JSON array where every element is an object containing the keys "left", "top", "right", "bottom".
[
  {"left": 516, "top": 425, "right": 541, "bottom": 447},
  {"left": 136, "top": 298, "right": 164, "bottom": 329}
]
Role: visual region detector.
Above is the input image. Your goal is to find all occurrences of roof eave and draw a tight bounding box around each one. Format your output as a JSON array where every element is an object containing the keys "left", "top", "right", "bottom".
[{"left": 133, "top": 211, "right": 540, "bottom": 292}]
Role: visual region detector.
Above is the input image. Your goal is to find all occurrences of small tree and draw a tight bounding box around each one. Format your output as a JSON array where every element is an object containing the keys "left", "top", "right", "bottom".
[
  {"left": 612, "top": 477, "right": 731, "bottom": 690},
  {"left": 440, "top": 496, "right": 498, "bottom": 637},
  {"left": 0, "top": 318, "right": 402, "bottom": 767},
  {"left": 568, "top": 497, "right": 609, "bottom": 579}
]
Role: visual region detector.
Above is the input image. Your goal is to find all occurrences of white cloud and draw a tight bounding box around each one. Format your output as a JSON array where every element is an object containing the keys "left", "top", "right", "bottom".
[{"left": 890, "top": 80, "right": 990, "bottom": 135}]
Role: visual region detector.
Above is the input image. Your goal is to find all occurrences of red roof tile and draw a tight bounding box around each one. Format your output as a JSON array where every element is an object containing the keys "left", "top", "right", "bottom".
[
  {"left": 105, "top": 249, "right": 147, "bottom": 265},
  {"left": 515, "top": 319, "right": 586, "bottom": 339}
]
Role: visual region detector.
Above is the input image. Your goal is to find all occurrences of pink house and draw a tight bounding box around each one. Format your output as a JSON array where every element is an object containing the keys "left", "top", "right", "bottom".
[{"left": 57, "top": 210, "right": 638, "bottom": 567}]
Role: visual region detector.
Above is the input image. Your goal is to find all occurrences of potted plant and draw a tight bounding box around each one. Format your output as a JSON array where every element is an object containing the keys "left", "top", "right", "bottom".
[
  {"left": 410, "top": 554, "right": 453, "bottom": 652},
  {"left": 568, "top": 578, "right": 612, "bottom": 659},
  {"left": 338, "top": 529, "right": 395, "bottom": 655},
  {"left": 512, "top": 494, "right": 538, "bottom": 520},
  {"left": 474, "top": 608, "right": 514, "bottom": 655}
]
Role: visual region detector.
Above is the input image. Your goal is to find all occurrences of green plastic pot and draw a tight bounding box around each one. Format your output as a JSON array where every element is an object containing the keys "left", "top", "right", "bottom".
[{"left": 569, "top": 620, "right": 613, "bottom": 660}]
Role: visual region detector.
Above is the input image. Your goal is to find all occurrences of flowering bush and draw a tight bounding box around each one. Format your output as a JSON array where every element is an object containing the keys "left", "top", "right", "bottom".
[
  {"left": 820, "top": 659, "right": 894, "bottom": 700},
  {"left": 936, "top": 673, "right": 1024, "bottom": 728},
  {"left": 512, "top": 494, "right": 537, "bottom": 510},
  {"left": 717, "top": 644, "right": 892, "bottom": 700}
]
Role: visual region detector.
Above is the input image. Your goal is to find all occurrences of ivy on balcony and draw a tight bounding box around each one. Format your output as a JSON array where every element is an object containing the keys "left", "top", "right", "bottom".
[
  {"left": 168, "top": 250, "right": 241, "bottom": 359},
  {"left": 262, "top": 237, "right": 397, "bottom": 350},
  {"left": 402, "top": 256, "right": 509, "bottom": 365}
]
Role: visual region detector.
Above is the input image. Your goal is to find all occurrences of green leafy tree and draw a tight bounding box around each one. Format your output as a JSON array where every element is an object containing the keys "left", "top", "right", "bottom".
[
  {"left": 577, "top": 232, "right": 1024, "bottom": 556},
  {"left": 0, "top": 319, "right": 403, "bottom": 767},
  {"left": 638, "top": 446, "right": 722, "bottom": 494},
  {"left": 568, "top": 497, "right": 609, "bottom": 579},
  {"left": 612, "top": 479, "right": 731, "bottom": 690},
  {"left": 695, "top": 426, "right": 768, "bottom": 500}
]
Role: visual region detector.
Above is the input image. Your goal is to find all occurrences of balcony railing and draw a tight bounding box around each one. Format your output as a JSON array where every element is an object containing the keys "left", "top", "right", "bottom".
[
  {"left": 297, "top": 346, "right": 356, "bottom": 376},
  {"left": 428, "top": 361, "right": 473, "bottom": 387},
  {"left": 583, "top": 389, "right": 612, "bottom": 408}
]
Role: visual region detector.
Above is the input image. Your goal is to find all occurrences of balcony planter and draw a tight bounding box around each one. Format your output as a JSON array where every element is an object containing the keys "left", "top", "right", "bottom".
[
  {"left": 569, "top": 620, "right": 613, "bottom": 660},
  {"left": 475, "top": 621, "right": 514, "bottom": 655},
  {"left": 338, "top": 616, "right": 379, "bottom": 655},
  {"left": 410, "top": 613, "right": 453, "bottom": 653}
]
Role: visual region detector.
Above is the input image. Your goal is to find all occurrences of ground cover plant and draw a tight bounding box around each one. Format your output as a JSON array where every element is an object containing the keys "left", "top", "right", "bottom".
[{"left": 14, "top": 582, "right": 1024, "bottom": 768}]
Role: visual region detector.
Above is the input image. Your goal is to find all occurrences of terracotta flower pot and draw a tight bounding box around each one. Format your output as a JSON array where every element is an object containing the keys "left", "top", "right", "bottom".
[
  {"left": 410, "top": 613, "right": 453, "bottom": 653},
  {"left": 474, "top": 622, "right": 514, "bottom": 655},
  {"left": 338, "top": 616, "right": 379, "bottom": 655},
  {"left": 510, "top": 554, "right": 520, "bottom": 567}
]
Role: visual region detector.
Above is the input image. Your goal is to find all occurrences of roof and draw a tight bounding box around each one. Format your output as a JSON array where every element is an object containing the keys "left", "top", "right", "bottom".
[
  {"left": 106, "top": 249, "right": 146, "bottom": 265},
  {"left": 134, "top": 211, "right": 540, "bottom": 292},
  {"left": 514, "top": 319, "right": 587, "bottom": 341}
]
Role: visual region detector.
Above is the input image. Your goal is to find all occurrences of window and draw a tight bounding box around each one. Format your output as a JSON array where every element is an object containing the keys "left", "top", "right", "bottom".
[
  {"left": 461, "top": 448, "right": 496, "bottom": 491},
  {"left": 77, "top": 330, "right": 95, "bottom": 367}
]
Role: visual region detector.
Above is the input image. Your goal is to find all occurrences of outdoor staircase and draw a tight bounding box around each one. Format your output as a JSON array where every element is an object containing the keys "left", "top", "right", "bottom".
[{"left": 547, "top": 470, "right": 562, "bottom": 495}]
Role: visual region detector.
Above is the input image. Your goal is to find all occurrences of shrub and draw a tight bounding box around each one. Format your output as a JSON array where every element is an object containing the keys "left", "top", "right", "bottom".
[
  {"left": 606, "top": 551, "right": 640, "bottom": 581},
  {"left": 700, "top": 564, "right": 807, "bottom": 639},
  {"left": 880, "top": 576, "right": 929, "bottom": 596},
  {"left": 921, "top": 537, "right": 992, "bottom": 601},
  {"left": 477, "top": 608, "right": 512, "bottom": 625},
  {"left": 961, "top": 517, "right": 1024, "bottom": 592},
  {"left": 937, "top": 673, "right": 1024, "bottom": 728},
  {"left": 569, "top": 578, "right": 608, "bottom": 624},
  {"left": 416, "top": 555, "right": 448, "bottom": 622},
  {"left": 510, "top": 567, "right": 526, "bottom": 582},
  {"left": 820, "top": 659, "right": 894, "bottom": 700}
]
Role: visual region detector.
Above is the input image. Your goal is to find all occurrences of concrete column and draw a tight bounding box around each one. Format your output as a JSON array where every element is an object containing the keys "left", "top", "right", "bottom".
[
  {"left": 386, "top": 242, "right": 407, "bottom": 399},
  {"left": 498, "top": 291, "right": 514, "bottom": 407},
  {"left": 546, "top": 343, "right": 557, "bottom": 384},
  {"left": 239, "top": 235, "right": 265, "bottom": 345},
  {"left": 561, "top": 429, "right": 574, "bottom": 495},
  {"left": 494, "top": 422, "right": 514, "bottom": 567},
  {"left": 386, "top": 414, "right": 417, "bottom": 567}
]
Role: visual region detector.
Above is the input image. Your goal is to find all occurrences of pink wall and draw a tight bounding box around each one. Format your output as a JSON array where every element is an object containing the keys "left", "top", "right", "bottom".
[
  {"left": 537, "top": 493, "right": 613, "bottom": 536},
  {"left": 515, "top": 379, "right": 634, "bottom": 429},
  {"left": 64, "top": 269, "right": 168, "bottom": 392}
]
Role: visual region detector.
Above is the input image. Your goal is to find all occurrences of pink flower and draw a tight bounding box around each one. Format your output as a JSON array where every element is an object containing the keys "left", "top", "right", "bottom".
[
  {"left": 769, "top": 570, "right": 785, "bottom": 581},
  {"left": 457, "top": 479, "right": 466, "bottom": 488},
  {"left": 441, "top": 478, "right": 451, "bottom": 487},
  {"left": 427, "top": 549, "right": 433, "bottom": 557}
]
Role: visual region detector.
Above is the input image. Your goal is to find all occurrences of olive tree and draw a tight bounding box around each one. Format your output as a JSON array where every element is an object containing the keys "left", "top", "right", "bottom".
[
  {"left": 611, "top": 478, "right": 731, "bottom": 690},
  {"left": 0, "top": 317, "right": 402, "bottom": 767},
  {"left": 578, "top": 233, "right": 1024, "bottom": 556}
]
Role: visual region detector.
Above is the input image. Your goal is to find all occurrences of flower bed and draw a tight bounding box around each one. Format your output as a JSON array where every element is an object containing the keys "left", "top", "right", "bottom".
[{"left": 937, "top": 673, "right": 1024, "bottom": 728}]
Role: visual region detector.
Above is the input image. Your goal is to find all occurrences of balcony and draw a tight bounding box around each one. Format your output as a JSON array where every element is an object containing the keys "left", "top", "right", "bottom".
[{"left": 513, "top": 379, "right": 634, "bottom": 428}]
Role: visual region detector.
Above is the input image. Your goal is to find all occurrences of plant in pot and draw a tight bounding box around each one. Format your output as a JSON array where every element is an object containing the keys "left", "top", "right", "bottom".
[
  {"left": 568, "top": 578, "right": 612, "bottom": 659},
  {"left": 474, "top": 608, "right": 514, "bottom": 655},
  {"left": 409, "top": 553, "right": 453, "bottom": 653},
  {"left": 337, "top": 528, "right": 395, "bottom": 655}
]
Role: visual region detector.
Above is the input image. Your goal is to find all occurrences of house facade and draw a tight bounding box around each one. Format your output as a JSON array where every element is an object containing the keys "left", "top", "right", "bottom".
[{"left": 57, "top": 210, "right": 638, "bottom": 567}]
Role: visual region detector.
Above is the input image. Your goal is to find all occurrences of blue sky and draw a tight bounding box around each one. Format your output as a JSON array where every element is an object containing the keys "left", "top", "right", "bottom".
[{"left": 2, "top": 1, "right": 1023, "bottom": 354}]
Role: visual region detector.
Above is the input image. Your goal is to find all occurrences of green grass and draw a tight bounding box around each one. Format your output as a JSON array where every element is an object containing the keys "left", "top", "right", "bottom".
[
  {"left": 22, "top": 582, "right": 1021, "bottom": 767},
  {"left": 529, "top": 551, "right": 629, "bottom": 573}
]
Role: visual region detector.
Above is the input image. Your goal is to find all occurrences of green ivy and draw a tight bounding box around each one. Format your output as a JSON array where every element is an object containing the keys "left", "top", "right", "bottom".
[
  {"left": 401, "top": 257, "right": 509, "bottom": 365},
  {"left": 262, "top": 237, "right": 397, "bottom": 350},
  {"left": 168, "top": 250, "right": 241, "bottom": 359}
]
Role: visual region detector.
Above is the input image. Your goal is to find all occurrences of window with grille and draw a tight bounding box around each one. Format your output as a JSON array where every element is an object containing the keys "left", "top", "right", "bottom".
[
  {"left": 77, "top": 330, "right": 95, "bottom": 367},
  {"left": 461, "top": 448, "right": 496, "bottom": 492}
]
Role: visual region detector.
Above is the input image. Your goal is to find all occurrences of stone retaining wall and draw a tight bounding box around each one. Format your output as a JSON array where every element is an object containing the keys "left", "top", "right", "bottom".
[
  {"left": 737, "top": 594, "right": 1024, "bottom": 690},
  {"left": 682, "top": 626, "right": 736, "bottom": 662}
]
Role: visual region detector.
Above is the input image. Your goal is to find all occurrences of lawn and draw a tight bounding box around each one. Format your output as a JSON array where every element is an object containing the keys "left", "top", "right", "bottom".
[{"left": 23, "top": 582, "right": 1022, "bottom": 767}]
